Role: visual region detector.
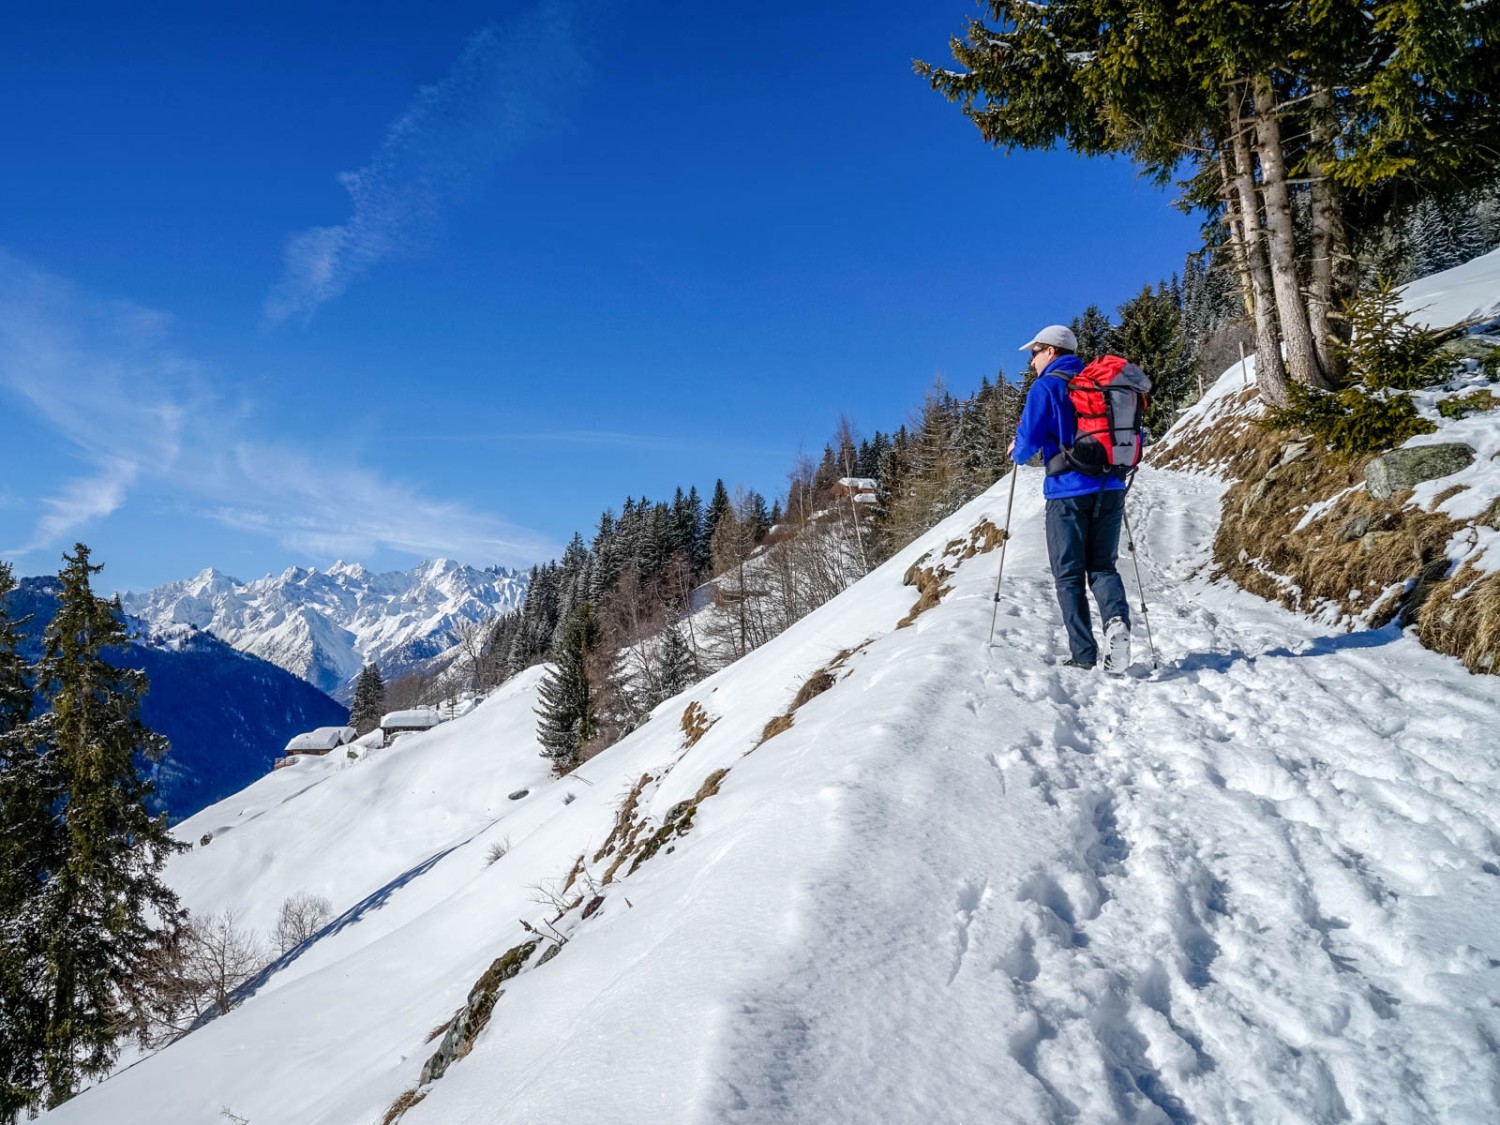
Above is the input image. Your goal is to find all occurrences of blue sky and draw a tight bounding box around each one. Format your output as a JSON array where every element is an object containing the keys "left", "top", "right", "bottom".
[{"left": 0, "top": 0, "right": 1202, "bottom": 593}]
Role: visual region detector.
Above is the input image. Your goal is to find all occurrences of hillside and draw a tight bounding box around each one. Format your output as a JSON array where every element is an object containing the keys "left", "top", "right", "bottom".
[{"left": 41, "top": 417, "right": 1500, "bottom": 1123}]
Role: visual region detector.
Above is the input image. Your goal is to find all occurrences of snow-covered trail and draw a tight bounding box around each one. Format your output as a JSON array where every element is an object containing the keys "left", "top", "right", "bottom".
[{"left": 704, "top": 466, "right": 1500, "bottom": 1124}]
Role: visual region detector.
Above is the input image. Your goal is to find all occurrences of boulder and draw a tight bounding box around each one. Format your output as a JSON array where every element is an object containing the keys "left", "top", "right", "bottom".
[{"left": 1364, "top": 443, "right": 1476, "bottom": 500}]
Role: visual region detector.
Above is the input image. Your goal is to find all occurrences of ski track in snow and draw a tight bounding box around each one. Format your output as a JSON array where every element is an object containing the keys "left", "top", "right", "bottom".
[{"left": 706, "top": 469, "right": 1500, "bottom": 1125}]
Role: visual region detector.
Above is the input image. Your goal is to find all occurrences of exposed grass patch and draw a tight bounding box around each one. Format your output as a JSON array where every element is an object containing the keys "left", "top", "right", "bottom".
[
  {"left": 1416, "top": 563, "right": 1500, "bottom": 674},
  {"left": 1213, "top": 425, "right": 1461, "bottom": 623},
  {"left": 594, "top": 773, "right": 653, "bottom": 865},
  {"left": 380, "top": 1088, "right": 428, "bottom": 1125},
  {"left": 754, "top": 662, "right": 844, "bottom": 750},
  {"left": 790, "top": 669, "right": 836, "bottom": 710},
  {"left": 759, "top": 713, "right": 794, "bottom": 742},
  {"left": 898, "top": 518, "right": 1010, "bottom": 629},
  {"left": 627, "top": 772, "right": 724, "bottom": 875},
  {"left": 680, "top": 701, "right": 715, "bottom": 747},
  {"left": 560, "top": 853, "right": 585, "bottom": 895}
]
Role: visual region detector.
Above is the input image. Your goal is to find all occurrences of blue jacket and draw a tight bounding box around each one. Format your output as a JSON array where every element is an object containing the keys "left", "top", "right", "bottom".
[{"left": 1011, "top": 354, "right": 1126, "bottom": 499}]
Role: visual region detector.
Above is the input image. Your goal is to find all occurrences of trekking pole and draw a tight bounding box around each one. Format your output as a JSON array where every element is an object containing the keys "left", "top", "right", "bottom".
[
  {"left": 986, "top": 464, "right": 1020, "bottom": 647},
  {"left": 1119, "top": 502, "right": 1160, "bottom": 670}
]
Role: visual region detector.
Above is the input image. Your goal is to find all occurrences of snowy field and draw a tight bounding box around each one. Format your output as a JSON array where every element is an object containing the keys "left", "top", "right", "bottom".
[{"left": 41, "top": 412, "right": 1500, "bottom": 1123}]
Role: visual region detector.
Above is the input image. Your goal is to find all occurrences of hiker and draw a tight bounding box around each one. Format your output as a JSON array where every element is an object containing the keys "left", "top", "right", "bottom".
[{"left": 1008, "top": 324, "right": 1132, "bottom": 672}]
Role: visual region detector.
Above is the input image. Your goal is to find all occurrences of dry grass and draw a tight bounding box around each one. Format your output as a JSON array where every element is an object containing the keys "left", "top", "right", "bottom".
[
  {"left": 560, "top": 853, "right": 585, "bottom": 895},
  {"left": 759, "top": 713, "right": 795, "bottom": 743},
  {"left": 594, "top": 773, "right": 653, "bottom": 867},
  {"left": 680, "top": 701, "right": 715, "bottom": 747},
  {"left": 790, "top": 669, "right": 836, "bottom": 709},
  {"left": 380, "top": 1089, "right": 428, "bottom": 1125},
  {"left": 754, "top": 663, "right": 842, "bottom": 749},
  {"left": 695, "top": 768, "right": 729, "bottom": 802},
  {"left": 1213, "top": 424, "right": 1461, "bottom": 624},
  {"left": 1416, "top": 563, "right": 1500, "bottom": 674},
  {"left": 1148, "top": 387, "right": 1263, "bottom": 473},
  {"left": 897, "top": 518, "right": 1011, "bottom": 629}
]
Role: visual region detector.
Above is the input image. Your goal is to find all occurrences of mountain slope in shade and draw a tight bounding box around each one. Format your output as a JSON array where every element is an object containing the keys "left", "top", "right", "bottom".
[
  {"left": 38, "top": 380, "right": 1500, "bottom": 1122},
  {"left": 123, "top": 558, "right": 528, "bottom": 699},
  {"left": 3, "top": 578, "right": 348, "bottom": 822}
]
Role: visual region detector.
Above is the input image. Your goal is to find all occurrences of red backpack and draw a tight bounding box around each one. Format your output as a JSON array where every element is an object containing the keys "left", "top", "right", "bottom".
[{"left": 1045, "top": 355, "right": 1152, "bottom": 479}]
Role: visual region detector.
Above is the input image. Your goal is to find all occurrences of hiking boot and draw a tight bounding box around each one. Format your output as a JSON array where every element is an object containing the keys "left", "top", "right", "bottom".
[
  {"left": 1102, "top": 617, "right": 1131, "bottom": 674},
  {"left": 1061, "top": 658, "right": 1096, "bottom": 670}
]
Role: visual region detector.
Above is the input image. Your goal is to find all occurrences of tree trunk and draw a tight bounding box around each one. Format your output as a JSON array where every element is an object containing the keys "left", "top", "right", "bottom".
[
  {"left": 1218, "top": 152, "right": 1256, "bottom": 321},
  {"left": 1226, "top": 84, "right": 1290, "bottom": 407},
  {"left": 1252, "top": 74, "right": 1331, "bottom": 391},
  {"left": 1307, "top": 87, "right": 1346, "bottom": 384}
]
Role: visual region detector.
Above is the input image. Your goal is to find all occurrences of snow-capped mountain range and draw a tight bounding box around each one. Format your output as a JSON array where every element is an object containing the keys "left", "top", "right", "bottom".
[{"left": 123, "top": 559, "right": 529, "bottom": 699}]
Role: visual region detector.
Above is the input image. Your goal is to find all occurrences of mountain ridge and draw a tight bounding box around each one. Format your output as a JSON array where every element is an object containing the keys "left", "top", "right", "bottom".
[{"left": 123, "top": 558, "right": 529, "bottom": 699}]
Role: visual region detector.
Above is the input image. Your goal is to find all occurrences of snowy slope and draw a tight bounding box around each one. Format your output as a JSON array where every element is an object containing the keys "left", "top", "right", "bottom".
[
  {"left": 123, "top": 558, "right": 528, "bottom": 698},
  {"left": 43, "top": 431, "right": 1500, "bottom": 1124},
  {"left": 1402, "top": 244, "right": 1500, "bottom": 330}
]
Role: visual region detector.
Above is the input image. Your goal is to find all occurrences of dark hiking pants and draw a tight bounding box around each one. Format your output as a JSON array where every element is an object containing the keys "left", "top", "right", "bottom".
[{"left": 1045, "top": 490, "right": 1130, "bottom": 665}]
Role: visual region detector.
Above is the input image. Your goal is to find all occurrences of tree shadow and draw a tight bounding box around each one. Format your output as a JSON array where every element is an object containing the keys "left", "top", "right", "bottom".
[{"left": 1157, "top": 624, "right": 1401, "bottom": 681}]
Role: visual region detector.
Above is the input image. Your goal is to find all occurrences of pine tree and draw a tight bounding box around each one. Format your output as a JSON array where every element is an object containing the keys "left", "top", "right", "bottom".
[
  {"left": 348, "top": 664, "right": 386, "bottom": 735},
  {"left": 1111, "top": 282, "right": 1196, "bottom": 433},
  {"left": 701, "top": 480, "right": 732, "bottom": 571},
  {"left": 656, "top": 625, "right": 697, "bottom": 700},
  {"left": 534, "top": 602, "right": 601, "bottom": 770},
  {"left": 0, "top": 562, "right": 52, "bottom": 1124},
  {"left": 18, "top": 546, "right": 185, "bottom": 1110},
  {"left": 1069, "top": 305, "right": 1113, "bottom": 362}
]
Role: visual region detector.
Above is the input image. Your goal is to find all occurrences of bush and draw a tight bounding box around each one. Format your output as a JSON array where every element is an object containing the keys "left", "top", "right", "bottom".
[
  {"left": 1438, "top": 389, "right": 1498, "bottom": 419},
  {"left": 1267, "top": 282, "right": 1454, "bottom": 453},
  {"left": 1271, "top": 383, "right": 1436, "bottom": 453}
]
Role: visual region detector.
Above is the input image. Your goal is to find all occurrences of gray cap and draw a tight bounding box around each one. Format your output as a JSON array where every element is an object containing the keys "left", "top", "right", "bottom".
[{"left": 1019, "top": 324, "right": 1077, "bottom": 352}]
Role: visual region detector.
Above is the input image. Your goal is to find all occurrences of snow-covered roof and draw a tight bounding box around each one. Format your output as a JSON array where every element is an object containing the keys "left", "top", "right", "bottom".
[
  {"left": 836, "top": 476, "right": 877, "bottom": 490},
  {"left": 283, "top": 726, "right": 357, "bottom": 753},
  {"left": 380, "top": 708, "right": 443, "bottom": 730}
]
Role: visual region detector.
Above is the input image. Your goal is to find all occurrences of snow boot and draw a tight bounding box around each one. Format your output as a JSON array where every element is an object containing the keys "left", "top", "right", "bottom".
[{"left": 1102, "top": 617, "right": 1131, "bottom": 674}]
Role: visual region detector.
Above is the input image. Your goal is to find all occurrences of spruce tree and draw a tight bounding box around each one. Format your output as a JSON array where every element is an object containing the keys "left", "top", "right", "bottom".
[
  {"left": 534, "top": 602, "right": 601, "bottom": 770},
  {"left": 656, "top": 625, "right": 697, "bottom": 701},
  {"left": 348, "top": 664, "right": 386, "bottom": 735},
  {"left": 0, "top": 561, "right": 52, "bottom": 1124},
  {"left": 29, "top": 545, "right": 185, "bottom": 1107},
  {"left": 701, "top": 480, "right": 732, "bottom": 571},
  {"left": 1111, "top": 282, "right": 1196, "bottom": 432}
]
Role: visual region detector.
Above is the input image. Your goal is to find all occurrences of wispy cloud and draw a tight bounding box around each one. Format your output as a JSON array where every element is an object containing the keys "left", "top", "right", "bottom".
[
  {"left": 264, "top": 2, "right": 588, "bottom": 326},
  {"left": 0, "top": 251, "right": 556, "bottom": 575}
]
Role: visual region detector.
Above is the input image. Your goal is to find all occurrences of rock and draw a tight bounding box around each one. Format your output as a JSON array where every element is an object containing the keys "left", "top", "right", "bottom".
[
  {"left": 1277, "top": 440, "right": 1311, "bottom": 467},
  {"left": 1364, "top": 443, "right": 1476, "bottom": 500},
  {"left": 508, "top": 788, "right": 529, "bottom": 801},
  {"left": 1341, "top": 515, "right": 1373, "bottom": 541}
]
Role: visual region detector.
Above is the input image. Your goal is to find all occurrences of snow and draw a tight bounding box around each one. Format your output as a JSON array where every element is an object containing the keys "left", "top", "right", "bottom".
[
  {"left": 381, "top": 707, "right": 443, "bottom": 730},
  {"left": 43, "top": 454, "right": 1500, "bottom": 1124},
  {"left": 282, "top": 726, "right": 356, "bottom": 753},
  {"left": 1401, "top": 245, "right": 1500, "bottom": 329},
  {"left": 40, "top": 251, "right": 1500, "bottom": 1125}
]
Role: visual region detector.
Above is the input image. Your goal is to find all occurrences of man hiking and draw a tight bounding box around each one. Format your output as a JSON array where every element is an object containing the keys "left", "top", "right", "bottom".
[{"left": 1008, "top": 324, "right": 1132, "bottom": 672}]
